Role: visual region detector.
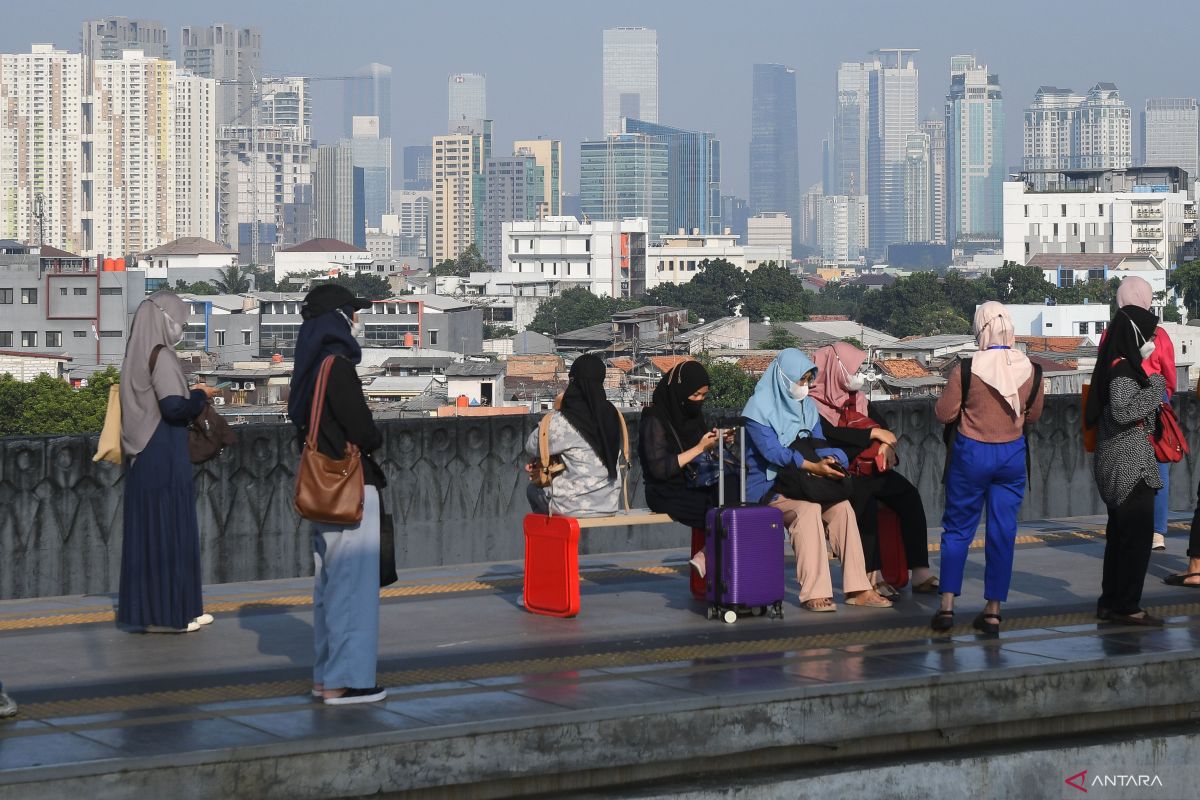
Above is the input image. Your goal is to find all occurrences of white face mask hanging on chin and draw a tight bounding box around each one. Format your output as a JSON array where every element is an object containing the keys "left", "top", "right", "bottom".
[
  {"left": 839, "top": 360, "right": 865, "bottom": 391},
  {"left": 1129, "top": 317, "right": 1155, "bottom": 360},
  {"left": 338, "top": 309, "right": 365, "bottom": 339}
]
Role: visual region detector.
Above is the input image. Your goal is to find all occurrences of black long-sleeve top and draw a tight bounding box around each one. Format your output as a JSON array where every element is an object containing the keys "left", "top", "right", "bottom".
[{"left": 306, "top": 357, "right": 386, "bottom": 488}]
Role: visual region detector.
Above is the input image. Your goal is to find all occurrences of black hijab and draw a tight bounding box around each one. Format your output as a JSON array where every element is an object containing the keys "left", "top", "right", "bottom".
[
  {"left": 287, "top": 288, "right": 367, "bottom": 430},
  {"left": 559, "top": 354, "right": 621, "bottom": 480},
  {"left": 648, "top": 360, "right": 711, "bottom": 451},
  {"left": 1085, "top": 304, "right": 1158, "bottom": 427}
]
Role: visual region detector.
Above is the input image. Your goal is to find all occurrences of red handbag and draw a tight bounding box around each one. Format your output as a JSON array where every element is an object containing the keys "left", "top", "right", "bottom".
[
  {"left": 837, "top": 396, "right": 889, "bottom": 477},
  {"left": 1152, "top": 402, "right": 1189, "bottom": 463}
]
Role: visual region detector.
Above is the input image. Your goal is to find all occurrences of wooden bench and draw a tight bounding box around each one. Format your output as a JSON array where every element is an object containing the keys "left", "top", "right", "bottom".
[{"left": 523, "top": 510, "right": 678, "bottom": 617}]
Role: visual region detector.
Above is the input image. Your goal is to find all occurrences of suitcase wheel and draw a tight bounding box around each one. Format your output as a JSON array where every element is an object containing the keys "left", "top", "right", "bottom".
[
  {"left": 723, "top": 609, "right": 738, "bottom": 624},
  {"left": 768, "top": 601, "right": 784, "bottom": 620},
  {"left": 752, "top": 606, "right": 765, "bottom": 617},
  {"left": 706, "top": 606, "right": 719, "bottom": 621}
]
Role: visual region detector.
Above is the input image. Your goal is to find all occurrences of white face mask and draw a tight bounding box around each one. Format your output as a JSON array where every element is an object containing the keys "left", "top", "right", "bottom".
[
  {"left": 839, "top": 361, "right": 865, "bottom": 391},
  {"left": 339, "top": 309, "right": 365, "bottom": 338},
  {"left": 1130, "top": 318, "right": 1155, "bottom": 359},
  {"left": 789, "top": 382, "right": 810, "bottom": 402}
]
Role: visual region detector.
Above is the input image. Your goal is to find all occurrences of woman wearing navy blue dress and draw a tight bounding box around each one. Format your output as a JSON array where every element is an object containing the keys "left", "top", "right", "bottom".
[{"left": 117, "top": 291, "right": 217, "bottom": 633}]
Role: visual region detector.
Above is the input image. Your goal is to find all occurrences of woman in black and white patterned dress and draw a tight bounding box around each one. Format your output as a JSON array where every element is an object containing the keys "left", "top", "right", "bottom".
[{"left": 1085, "top": 304, "right": 1166, "bottom": 626}]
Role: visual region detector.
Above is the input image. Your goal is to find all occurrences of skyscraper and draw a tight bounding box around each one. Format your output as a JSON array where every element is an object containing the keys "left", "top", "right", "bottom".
[
  {"left": 0, "top": 45, "right": 86, "bottom": 253},
  {"left": 579, "top": 133, "right": 669, "bottom": 241},
  {"left": 921, "top": 119, "right": 947, "bottom": 244},
  {"left": 1023, "top": 83, "right": 1131, "bottom": 186},
  {"left": 448, "top": 73, "right": 486, "bottom": 131},
  {"left": 173, "top": 72, "right": 218, "bottom": 244},
  {"left": 831, "top": 62, "right": 870, "bottom": 196},
  {"left": 602, "top": 28, "right": 658, "bottom": 134},
  {"left": 867, "top": 48, "right": 920, "bottom": 255},
  {"left": 945, "top": 55, "right": 1004, "bottom": 243},
  {"left": 1141, "top": 98, "right": 1198, "bottom": 182},
  {"left": 82, "top": 17, "right": 168, "bottom": 68},
  {"left": 903, "top": 132, "right": 931, "bottom": 243},
  {"left": 344, "top": 63, "right": 392, "bottom": 137},
  {"left": 483, "top": 154, "right": 544, "bottom": 269},
  {"left": 432, "top": 122, "right": 492, "bottom": 261},
  {"left": 403, "top": 145, "right": 433, "bottom": 191},
  {"left": 351, "top": 116, "right": 392, "bottom": 230},
  {"left": 623, "top": 118, "right": 721, "bottom": 235},
  {"left": 180, "top": 24, "right": 261, "bottom": 127},
  {"left": 820, "top": 195, "right": 866, "bottom": 264},
  {"left": 721, "top": 195, "right": 750, "bottom": 242},
  {"left": 315, "top": 142, "right": 365, "bottom": 248},
  {"left": 750, "top": 64, "right": 800, "bottom": 251},
  {"left": 513, "top": 139, "right": 563, "bottom": 217}
]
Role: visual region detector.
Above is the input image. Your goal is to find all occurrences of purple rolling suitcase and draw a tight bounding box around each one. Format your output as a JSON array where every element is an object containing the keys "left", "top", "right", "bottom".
[{"left": 705, "top": 425, "right": 786, "bottom": 623}]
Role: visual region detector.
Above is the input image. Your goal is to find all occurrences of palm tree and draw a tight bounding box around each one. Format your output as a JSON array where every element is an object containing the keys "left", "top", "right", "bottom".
[{"left": 214, "top": 265, "right": 252, "bottom": 294}]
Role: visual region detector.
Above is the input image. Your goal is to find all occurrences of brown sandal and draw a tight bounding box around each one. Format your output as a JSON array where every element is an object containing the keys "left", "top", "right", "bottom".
[
  {"left": 802, "top": 598, "right": 837, "bottom": 613},
  {"left": 912, "top": 576, "right": 940, "bottom": 594}
]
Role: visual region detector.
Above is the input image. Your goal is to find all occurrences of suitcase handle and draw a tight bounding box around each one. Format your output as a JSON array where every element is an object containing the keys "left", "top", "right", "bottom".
[{"left": 716, "top": 423, "right": 747, "bottom": 507}]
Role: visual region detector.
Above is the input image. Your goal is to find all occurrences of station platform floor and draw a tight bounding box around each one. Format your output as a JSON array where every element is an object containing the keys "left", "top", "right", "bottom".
[{"left": 4, "top": 513, "right": 1200, "bottom": 798}]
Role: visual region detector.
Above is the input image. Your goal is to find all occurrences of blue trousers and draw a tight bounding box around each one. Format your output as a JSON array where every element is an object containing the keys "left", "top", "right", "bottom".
[
  {"left": 312, "top": 486, "right": 381, "bottom": 690},
  {"left": 1155, "top": 461, "right": 1169, "bottom": 535},
  {"left": 939, "top": 434, "right": 1026, "bottom": 602}
]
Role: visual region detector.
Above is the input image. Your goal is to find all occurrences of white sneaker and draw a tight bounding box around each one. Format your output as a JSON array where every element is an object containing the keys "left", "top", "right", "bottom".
[
  {"left": 0, "top": 692, "right": 16, "bottom": 718},
  {"left": 194, "top": 613, "right": 214, "bottom": 626},
  {"left": 323, "top": 687, "right": 387, "bottom": 705},
  {"left": 689, "top": 551, "right": 707, "bottom": 579},
  {"left": 144, "top": 622, "right": 201, "bottom": 634},
  {"left": 1152, "top": 533, "right": 1166, "bottom": 551}
]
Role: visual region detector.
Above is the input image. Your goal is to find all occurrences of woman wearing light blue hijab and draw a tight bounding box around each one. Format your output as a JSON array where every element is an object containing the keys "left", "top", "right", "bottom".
[{"left": 742, "top": 349, "right": 890, "bottom": 613}]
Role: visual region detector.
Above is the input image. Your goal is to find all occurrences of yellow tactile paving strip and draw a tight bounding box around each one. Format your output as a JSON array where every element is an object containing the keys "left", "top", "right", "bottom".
[
  {"left": 0, "top": 528, "right": 1116, "bottom": 633},
  {"left": 14, "top": 600, "right": 1200, "bottom": 721}
]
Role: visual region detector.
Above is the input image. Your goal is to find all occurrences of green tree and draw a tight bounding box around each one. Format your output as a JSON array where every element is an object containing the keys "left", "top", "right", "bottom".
[
  {"left": 743, "top": 263, "right": 809, "bottom": 322},
  {"left": 1169, "top": 260, "right": 1200, "bottom": 318},
  {"left": 214, "top": 265, "right": 252, "bottom": 294},
  {"left": 329, "top": 272, "right": 391, "bottom": 300},
  {"left": 762, "top": 325, "right": 801, "bottom": 350},
  {"left": 643, "top": 259, "right": 748, "bottom": 321},
  {"left": 483, "top": 323, "right": 517, "bottom": 339},
  {"left": 174, "top": 280, "right": 217, "bottom": 295},
  {"left": 528, "top": 287, "right": 639, "bottom": 335},
  {"left": 840, "top": 336, "right": 864, "bottom": 349},
  {"left": 430, "top": 243, "right": 488, "bottom": 277},
  {"left": 990, "top": 263, "right": 1057, "bottom": 304},
  {"left": 704, "top": 360, "right": 756, "bottom": 412}
]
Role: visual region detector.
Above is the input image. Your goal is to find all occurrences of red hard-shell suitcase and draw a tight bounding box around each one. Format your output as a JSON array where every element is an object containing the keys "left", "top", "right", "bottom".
[
  {"left": 523, "top": 513, "right": 581, "bottom": 617},
  {"left": 705, "top": 426, "right": 787, "bottom": 623},
  {"left": 877, "top": 505, "right": 909, "bottom": 589},
  {"left": 690, "top": 527, "right": 706, "bottom": 599}
]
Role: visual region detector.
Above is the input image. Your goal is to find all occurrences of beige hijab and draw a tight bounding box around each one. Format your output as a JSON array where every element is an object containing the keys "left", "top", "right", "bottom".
[
  {"left": 119, "top": 291, "right": 190, "bottom": 458},
  {"left": 971, "top": 301, "right": 1032, "bottom": 417}
]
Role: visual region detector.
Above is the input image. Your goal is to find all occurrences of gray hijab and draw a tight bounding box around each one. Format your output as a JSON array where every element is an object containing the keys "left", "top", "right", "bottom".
[{"left": 120, "top": 291, "right": 191, "bottom": 458}]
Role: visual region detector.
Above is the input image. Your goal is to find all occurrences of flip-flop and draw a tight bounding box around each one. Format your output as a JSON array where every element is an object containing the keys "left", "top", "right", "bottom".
[
  {"left": 802, "top": 599, "right": 837, "bottom": 613},
  {"left": 845, "top": 593, "right": 893, "bottom": 608},
  {"left": 1164, "top": 572, "right": 1200, "bottom": 587},
  {"left": 874, "top": 582, "right": 899, "bottom": 598},
  {"left": 911, "top": 577, "right": 940, "bottom": 594}
]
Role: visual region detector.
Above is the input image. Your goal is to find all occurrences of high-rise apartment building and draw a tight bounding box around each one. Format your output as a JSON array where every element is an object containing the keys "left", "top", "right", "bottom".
[
  {"left": 180, "top": 24, "right": 261, "bottom": 126},
  {"left": 448, "top": 73, "right": 486, "bottom": 132},
  {"left": 867, "top": 48, "right": 920, "bottom": 255},
  {"left": 0, "top": 45, "right": 86, "bottom": 254},
  {"left": 602, "top": 28, "right": 658, "bottom": 135},
  {"left": 173, "top": 73, "right": 218, "bottom": 244},
  {"left": 388, "top": 190, "right": 433, "bottom": 254},
  {"left": 513, "top": 139, "right": 563, "bottom": 217},
  {"left": 579, "top": 133, "right": 669, "bottom": 242},
  {"left": 82, "top": 17, "right": 168, "bottom": 69},
  {"left": 483, "top": 155, "right": 544, "bottom": 270},
  {"left": 344, "top": 63, "right": 392, "bottom": 138},
  {"left": 1141, "top": 98, "right": 1199, "bottom": 183},
  {"left": 903, "top": 133, "right": 931, "bottom": 243},
  {"left": 623, "top": 118, "right": 721, "bottom": 236},
  {"left": 831, "top": 62, "right": 871, "bottom": 197},
  {"left": 432, "top": 123, "right": 492, "bottom": 262},
  {"left": 945, "top": 56, "right": 1004, "bottom": 243},
  {"left": 351, "top": 116, "right": 392, "bottom": 230},
  {"left": 315, "top": 142, "right": 365, "bottom": 248},
  {"left": 750, "top": 64, "right": 800, "bottom": 251},
  {"left": 820, "top": 195, "right": 867, "bottom": 264},
  {"left": 403, "top": 146, "right": 433, "bottom": 191},
  {"left": 259, "top": 76, "right": 311, "bottom": 137},
  {"left": 1024, "top": 83, "right": 1131, "bottom": 187},
  {"left": 920, "top": 119, "right": 947, "bottom": 244},
  {"left": 801, "top": 183, "right": 824, "bottom": 250}
]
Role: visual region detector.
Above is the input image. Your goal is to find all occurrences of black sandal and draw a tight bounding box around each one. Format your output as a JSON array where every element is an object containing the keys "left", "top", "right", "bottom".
[
  {"left": 930, "top": 609, "right": 955, "bottom": 632},
  {"left": 973, "top": 612, "right": 1001, "bottom": 635},
  {"left": 1164, "top": 572, "right": 1200, "bottom": 588}
]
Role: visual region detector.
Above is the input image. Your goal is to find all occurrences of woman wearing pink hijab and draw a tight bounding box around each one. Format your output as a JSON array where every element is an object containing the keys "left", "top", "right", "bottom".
[
  {"left": 810, "top": 343, "right": 937, "bottom": 595},
  {"left": 1105, "top": 276, "right": 1176, "bottom": 551},
  {"left": 933, "top": 302, "right": 1045, "bottom": 634}
]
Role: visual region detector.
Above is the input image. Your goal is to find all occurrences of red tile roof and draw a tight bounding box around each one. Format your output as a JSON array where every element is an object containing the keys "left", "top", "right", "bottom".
[
  {"left": 1027, "top": 354, "right": 1076, "bottom": 374},
  {"left": 649, "top": 355, "right": 695, "bottom": 374},
  {"left": 607, "top": 357, "right": 634, "bottom": 373},
  {"left": 1015, "top": 336, "right": 1089, "bottom": 353},
  {"left": 277, "top": 237, "right": 368, "bottom": 253},
  {"left": 736, "top": 354, "right": 776, "bottom": 374},
  {"left": 39, "top": 245, "right": 81, "bottom": 258},
  {"left": 874, "top": 359, "right": 930, "bottom": 379}
]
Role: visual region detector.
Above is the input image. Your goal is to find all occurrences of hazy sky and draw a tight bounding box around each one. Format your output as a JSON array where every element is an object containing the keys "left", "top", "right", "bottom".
[{"left": 7, "top": 0, "right": 1199, "bottom": 198}]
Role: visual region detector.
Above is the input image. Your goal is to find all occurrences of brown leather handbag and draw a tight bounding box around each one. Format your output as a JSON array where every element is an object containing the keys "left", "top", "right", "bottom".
[
  {"left": 149, "top": 344, "right": 236, "bottom": 463},
  {"left": 293, "top": 356, "right": 364, "bottom": 525}
]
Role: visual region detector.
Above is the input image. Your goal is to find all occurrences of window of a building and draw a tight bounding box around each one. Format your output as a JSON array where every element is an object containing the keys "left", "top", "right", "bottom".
[
  {"left": 0, "top": 332, "right": 11, "bottom": 347},
  {"left": 215, "top": 331, "right": 225, "bottom": 346},
  {"left": 99, "top": 287, "right": 121, "bottom": 295},
  {"left": 429, "top": 330, "right": 439, "bottom": 346},
  {"left": 46, "top": 331, "right": 62, "bottom": 347},
  {"left": 21, "top": 331, "right": 37, "bottom": 347},
  {"left": 242, "top": 331, "right": 251, "bottom": 345},
  {"left": 74, "top": 287, "right": 88, "bottom": 296},
  {"left": 99, "top": 330, "right": 122, "bottom": 338},
  {"left": 73, "top": 330, "right": 87, "bottom": 338},
  {"left": 21, "top": 288, "right": 37, "bottom": 304},
  {"left": 60, "top": 287, "right": 68, "bottom": 296},
  {"left": 0, "top": 288, "right": 11, "bottom": 304}
]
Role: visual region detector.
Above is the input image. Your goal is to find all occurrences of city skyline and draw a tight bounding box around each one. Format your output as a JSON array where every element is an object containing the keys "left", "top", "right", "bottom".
[{"left": 1, "top": 1, "right": 1196, "bottom": 203}]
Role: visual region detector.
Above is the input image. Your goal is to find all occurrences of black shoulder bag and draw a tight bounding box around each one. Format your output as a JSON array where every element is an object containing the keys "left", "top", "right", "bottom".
[{"left": 942, "top": 357, "right": 1042, "bottom": 483}]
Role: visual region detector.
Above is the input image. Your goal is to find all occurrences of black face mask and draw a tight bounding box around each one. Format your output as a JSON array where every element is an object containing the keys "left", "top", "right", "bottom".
[{"left": 683, "top": 398, "right": 704, "bottom": 418}]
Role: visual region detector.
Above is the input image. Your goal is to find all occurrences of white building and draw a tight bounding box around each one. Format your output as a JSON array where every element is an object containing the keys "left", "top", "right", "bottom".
[
  {"left": 1023, "top": 83, "right": 1131, "bottom": 187},
  {"left": 602, "top": 27, "right": 658, "bottom": 135},
  {"left": 820, "top": 196, "right": 867, "bottom": 264},
  {"left": 646, "top": 232, "right": 746, "bottom": 290},
  {"left": 1141, "top": 98, "right": 1199, "bottom": 187},
  {"left": 866, "top": 48, "right": 920, "bottom": 254},
  {"left": 274, "top": 237, "right": 372, "bottom": 281},
  {"left": 448, "top": 73, "right": 486, "bottom": 131},
  {"left": 903, "top": 132, "right": 931, "bottom": 243},
  {"left": 1003, "top": 169, "right": 1198, "bottom": 267},
  {"left": 1002, "top": 303, "right": 1112, "bottom": 344},
  {"left": 502, "top": 217, "right": 649, "bottom": 298},
  {"left": 386, "top": 190, "right": 432, "bottom": 253},
  {"left": 0, "top": 45, "right": 85, "bottom": 254},
  {"left": 1027, "top": 252, "right": 1169, "bottom": 314},
  {"left": 746, "top": 212, "right": 792, "bottom": 265},
  {"left": 172, "top": 72, "right": 217, "bottom": 243}
]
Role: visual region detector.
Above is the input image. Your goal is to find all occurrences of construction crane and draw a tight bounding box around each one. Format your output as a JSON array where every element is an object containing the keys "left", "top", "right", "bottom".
[{"left": 214, "top": 74, "right": 360, "bottom": 266}]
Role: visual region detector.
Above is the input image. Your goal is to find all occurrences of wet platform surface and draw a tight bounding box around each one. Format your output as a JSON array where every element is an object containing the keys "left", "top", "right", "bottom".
[{"left": 3, "top": 514, "right": 1200, "bottom": 796}]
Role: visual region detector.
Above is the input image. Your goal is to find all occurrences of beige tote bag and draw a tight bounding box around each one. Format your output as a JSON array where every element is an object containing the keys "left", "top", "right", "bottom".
[{"left": 93, "top": 384, "right": 122, "bottom": 464}]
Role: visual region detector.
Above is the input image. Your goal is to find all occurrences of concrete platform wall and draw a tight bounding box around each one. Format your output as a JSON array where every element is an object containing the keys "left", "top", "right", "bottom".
[{"left": 3, "top": 395, "right": 1200, "bottom": 599}]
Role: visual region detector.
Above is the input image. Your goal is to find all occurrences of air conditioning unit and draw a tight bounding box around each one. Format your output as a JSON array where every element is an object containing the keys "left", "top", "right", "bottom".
[
  {"left": 212, "top": 396, "right": 225, "bottom": 406},
  {"left": 243, "top": 382, "right": 256, "bottom": 391},
  {"left": 230, "top": 382, "right": 241, "bottom": 390}
]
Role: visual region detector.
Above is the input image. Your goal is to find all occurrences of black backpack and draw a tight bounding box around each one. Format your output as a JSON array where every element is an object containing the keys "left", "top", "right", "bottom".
[{"left": 942, "top": 356, "right": 1042, "bottom": 483}]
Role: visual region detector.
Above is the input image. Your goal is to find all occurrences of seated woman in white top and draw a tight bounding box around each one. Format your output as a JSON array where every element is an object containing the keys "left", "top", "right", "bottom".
[{"left": 525, "top": 354, "right": 624, "bottom": 517}]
